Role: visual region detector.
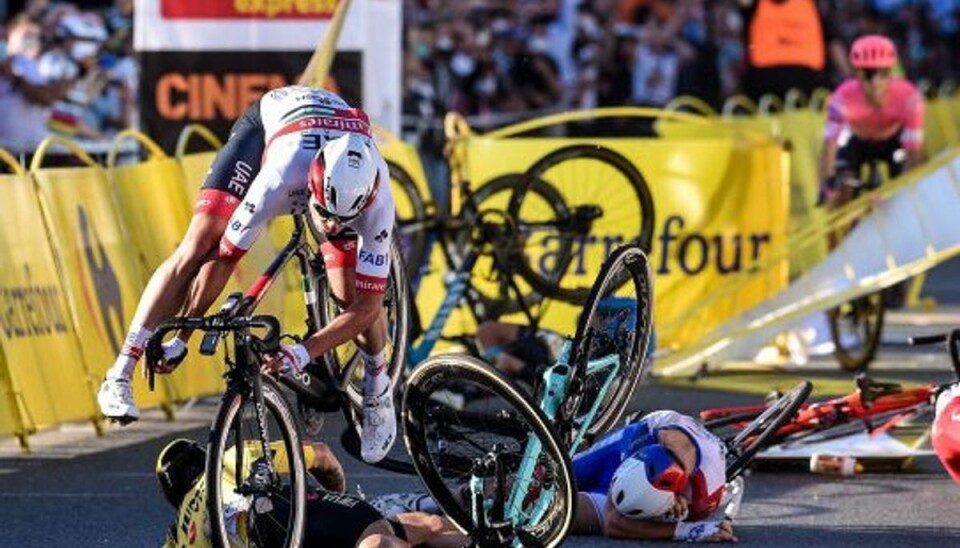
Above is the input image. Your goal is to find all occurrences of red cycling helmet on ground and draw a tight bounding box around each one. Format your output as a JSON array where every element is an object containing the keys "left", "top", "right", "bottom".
[
  {"left": 849, "top": 34, "right": 898, "bottom": 70},
  {"left": 933, "top": 385, "right": 960, "bottom": 486}
]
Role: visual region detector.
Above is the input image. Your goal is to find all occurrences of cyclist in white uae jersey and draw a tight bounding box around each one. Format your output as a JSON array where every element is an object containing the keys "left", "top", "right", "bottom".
[{"left": 98, "top": 86, "right": 398, "bottom": 463}]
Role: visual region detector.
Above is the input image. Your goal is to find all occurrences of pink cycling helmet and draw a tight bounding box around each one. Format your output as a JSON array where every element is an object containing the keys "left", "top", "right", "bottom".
[{"left": 849, "top": 35, "right": 898, "bottom": 70}]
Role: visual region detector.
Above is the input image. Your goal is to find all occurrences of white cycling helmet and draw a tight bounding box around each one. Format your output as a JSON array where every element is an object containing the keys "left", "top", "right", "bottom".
[
  {"left": 308, "top": 132, "right": 381, "bottom": 222},
  {"left": 609, "top": 444, "right": 688, "bottom": 518}
]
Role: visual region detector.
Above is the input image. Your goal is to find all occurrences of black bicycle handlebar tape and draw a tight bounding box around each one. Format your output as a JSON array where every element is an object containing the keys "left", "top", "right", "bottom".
[
  {"left": 242, "top": 315, "right": 282, "bottom": 354},
  {"left": 909, "top": 334, "right": 947, "bottom": 345}
]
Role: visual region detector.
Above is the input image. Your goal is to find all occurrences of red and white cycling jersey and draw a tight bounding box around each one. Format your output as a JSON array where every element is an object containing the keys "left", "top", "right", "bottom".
[
  {"left": 220, "top": 86, "right": 394, "bottom": 291},
  {"left": 824, "top": 77, "right": 925, "bottom": 150}
]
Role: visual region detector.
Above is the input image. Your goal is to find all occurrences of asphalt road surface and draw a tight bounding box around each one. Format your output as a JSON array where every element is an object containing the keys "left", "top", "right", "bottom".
[{"left": 3, "top": 256, "right": 960, "bottom": 547}]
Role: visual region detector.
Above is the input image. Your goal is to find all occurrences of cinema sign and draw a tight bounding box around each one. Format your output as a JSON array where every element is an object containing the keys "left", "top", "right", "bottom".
[{"left": 134, "top": 0, "right": 400, "bottom": 150}]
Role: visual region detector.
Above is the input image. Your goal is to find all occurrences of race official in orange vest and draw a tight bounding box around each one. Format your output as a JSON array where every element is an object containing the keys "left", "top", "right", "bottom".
[{"left": 739, "top": 0, "right": 845, "bottom": 100}]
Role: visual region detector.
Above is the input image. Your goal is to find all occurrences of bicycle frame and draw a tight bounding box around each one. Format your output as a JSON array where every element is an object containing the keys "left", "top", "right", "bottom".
[
  {"left": 405, "top": 221, "right": 540, "bottom": 369},
  {"left": 204, "top": 215, "right": 368, "bottom": 398},
  {"left": 471, "top": 338, "right": 623, "bottom": 542}
]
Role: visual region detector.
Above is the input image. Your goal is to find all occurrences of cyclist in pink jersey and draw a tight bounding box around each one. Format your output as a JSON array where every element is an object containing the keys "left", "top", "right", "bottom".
[{"left": 819, "top": 34, "right": 925, "bottom": 210}]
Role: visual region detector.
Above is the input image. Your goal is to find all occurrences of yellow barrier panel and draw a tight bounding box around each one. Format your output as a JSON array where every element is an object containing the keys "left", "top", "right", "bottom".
[
  {"left": 926, "top": 94, "right": 960, "bottom": 157},
  {"left": 0, "top": 345, "right": 29, "bottom": 446},
  {"left": 0, "top": 171, "right": 100, "bottom": 433},
  {"left": 31, "top": 137, "right": 169, "bottom": 410},
  {"left": 465, "top": 108, "right": 790, "bottom": 348}
]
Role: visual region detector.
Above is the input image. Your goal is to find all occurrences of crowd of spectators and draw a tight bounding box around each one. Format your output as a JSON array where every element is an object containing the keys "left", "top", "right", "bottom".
[
  {"left": 0, "top": 0, "right": 135, "bottom": 159},
  {"left": 2, "top": 0, "right": 957, "bottom": 161},
  {"left": 401, "top": 0, "right": 960, "bottom": 140}
]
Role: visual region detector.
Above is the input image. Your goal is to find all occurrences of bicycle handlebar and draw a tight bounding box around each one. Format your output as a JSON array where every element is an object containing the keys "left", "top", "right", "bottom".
[
  {"left": 909, "top": 329, "right": 960, "bottom": 382},
  {"left": 145, "top": 314, "right": 282, "bottom": 390}
]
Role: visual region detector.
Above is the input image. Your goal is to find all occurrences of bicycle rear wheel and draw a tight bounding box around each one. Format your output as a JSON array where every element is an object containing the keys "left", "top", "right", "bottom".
[
  {"left": 508, "top": 145, "right": 655, "bottom": 304},
  {"left": 402, "top": 355, "right": 575, "bottom": 548},
  {"left": 389, "top": 160, "right": 429, "bottom": 282},
  {"left": 462, "top": 173, "right": 571, "bottom": 320},
  {"left": 828, "top": 290, "right": 885, "bottom": 372},
  {"left": 565, "top": 244, "right": 654, "bottom": 444},
  {"left": 207, "top": 376, "right": 306, "bottom": 548},
  {"left": 724, "top": 381, "right": 812, "bottom": 481}
]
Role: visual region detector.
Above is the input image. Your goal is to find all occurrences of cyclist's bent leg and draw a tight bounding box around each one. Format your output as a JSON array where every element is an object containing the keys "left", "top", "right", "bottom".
[
  {"left": 99, "top": 104, "right": 264, "bottom": 420},
  {"left": 322, "top": 233, "right": 396, "bottom": 461}
]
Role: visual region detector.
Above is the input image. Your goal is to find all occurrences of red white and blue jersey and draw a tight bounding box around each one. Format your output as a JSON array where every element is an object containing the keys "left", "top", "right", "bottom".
[{"left": 573, "top": 410, "right": 727, "bottom": 520}]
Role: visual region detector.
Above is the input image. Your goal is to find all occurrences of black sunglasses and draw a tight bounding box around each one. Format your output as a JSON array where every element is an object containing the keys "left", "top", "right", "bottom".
[
  {"left": 857, "top": 68, "right": 891, "bottom": 80},
  {"left": 312, "top": 201, "right": 359, "bottom": 224}
]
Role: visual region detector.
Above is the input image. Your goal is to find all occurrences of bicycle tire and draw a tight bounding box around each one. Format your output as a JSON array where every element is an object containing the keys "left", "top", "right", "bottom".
[
  {"left": 566, "top": 244, "right": 654, "bottom": 442},
  {"left": 828, "top": 290, "right": 885, "bottom": 372},
  {"left": 508, "top": 145, "right": 656, "bottom": 304},
  {"left": 389, "top": 160, "right": 429, "bottom": 283},
  {"left": 317, "top": 238, "right": 410, "bottom": 421},
  {"left": 402, "top": 354, "right": 575, "bottom": 548},
  {"left": 461, "top": 173, "right": 571, "bottom": 320},
  {"left": 724, "top": 381, "right": 812, "bottom": 481},
  {"left": 207, "top": 376, "right": 306, "bottom": 548}
]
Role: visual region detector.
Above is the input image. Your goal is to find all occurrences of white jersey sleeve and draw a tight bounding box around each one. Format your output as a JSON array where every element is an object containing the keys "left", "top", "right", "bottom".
[{"left": 344, "top": 158, "right": 395, "bottom": 293}]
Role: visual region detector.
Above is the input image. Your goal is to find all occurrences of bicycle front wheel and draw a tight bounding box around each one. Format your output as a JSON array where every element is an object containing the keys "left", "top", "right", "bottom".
[
  {"left": 508, "top": 145, "right": 656, "bottom": 304},
  {"left": 461, "top": 173, "right": 571, "bottom": 320},
  {"left": 828, "top": 290, "right": 885, "bottom": 372},
  {"left": 566, "top": 244, "right": 654, "bottom": 444},
  {"left": 207, "top": 376, "right": 306, "bottom": 548},
  {"left": 402, "top": 355, "right": 575, "bottom": 548},
  {"left": 724, "top": 381, "right": 812, "bottom": 481},
  {"left": 390, "top": 160, "right": 429, "bottom": 282}
]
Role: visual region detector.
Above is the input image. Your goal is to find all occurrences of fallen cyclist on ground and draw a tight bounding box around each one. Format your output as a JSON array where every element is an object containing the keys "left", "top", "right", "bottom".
[
  {"left": 475, "top": 296, "right": 655, "bottom": 392},
  {"left": 373, "top": 409, "right": 742, "bottom": 543},
  {"left": 156, "top": 438, "right": 459, "bottom": 547}
]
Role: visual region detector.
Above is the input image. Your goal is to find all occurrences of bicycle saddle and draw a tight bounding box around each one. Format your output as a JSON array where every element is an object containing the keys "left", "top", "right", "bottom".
[{"left": 856, "top": 373, "right": 903, "bottom": 407}]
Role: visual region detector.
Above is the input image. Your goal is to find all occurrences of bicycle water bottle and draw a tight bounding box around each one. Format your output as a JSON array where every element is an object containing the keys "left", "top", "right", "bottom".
[{"left": 809, "top": 453, "right": 863, "bottom": 476}]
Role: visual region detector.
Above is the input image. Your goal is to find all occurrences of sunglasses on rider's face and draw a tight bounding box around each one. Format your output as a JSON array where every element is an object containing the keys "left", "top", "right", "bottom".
[
  {"left": 312, "top": 201, "right": 359, "bottom": 224},
  {"left": 857, "top": 68, "right": 891, "bottom": 81}
]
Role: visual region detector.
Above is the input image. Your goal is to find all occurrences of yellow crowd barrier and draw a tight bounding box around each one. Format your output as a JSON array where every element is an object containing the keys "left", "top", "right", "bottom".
[
  {"left": 0, "top": 167, "right": 101, "bottom": 447},
  {"left": 457, "top": 108, "right": 790, "bottom": 348},
  {"left": 30, "top": 137, "right": 173, "bottom": 414}
]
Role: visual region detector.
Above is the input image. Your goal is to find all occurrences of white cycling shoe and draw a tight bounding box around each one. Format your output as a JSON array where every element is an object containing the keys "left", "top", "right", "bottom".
[
  {"left": 98, "top": 377, "right": 140, "bottom": 423},
  {"left": 360, "top": 387, "right": 397, "bottom": 463},
  {"left": 722, "top": 476, "right": 746, "bottom": 520}
]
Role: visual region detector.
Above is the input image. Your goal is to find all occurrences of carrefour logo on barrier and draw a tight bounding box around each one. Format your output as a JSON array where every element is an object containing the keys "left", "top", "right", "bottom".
[
  {"left": 0, "top": 266, "right": 69, "bottom": 339},
  {"left": 534, "top": 214, "right": 772, "bottom": 277}
]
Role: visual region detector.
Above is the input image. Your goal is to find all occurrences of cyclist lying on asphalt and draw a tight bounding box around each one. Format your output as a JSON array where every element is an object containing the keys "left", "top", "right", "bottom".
[
  {"left": 374, "top": 409, "right": 742, "bottom": 543},
  {"left": 156, "top": 438, "right": 458, "bottom": 547},
  {"left": 476, "top": 296, "right": 653, "bottom": 391}
]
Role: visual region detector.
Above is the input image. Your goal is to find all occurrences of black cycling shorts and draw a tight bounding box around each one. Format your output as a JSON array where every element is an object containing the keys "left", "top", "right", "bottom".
[
  {"left": 195, "top": 100, "right": 265, "bottom": 218},
  {"left": 254, "top": 489, "right": 391, "bottom": 548},
  {"left": 833, "top": 131, "right": 905, "bottom": 187},
  {"left": 304, "top": 491, "right": 387, "bottom": 547}
]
